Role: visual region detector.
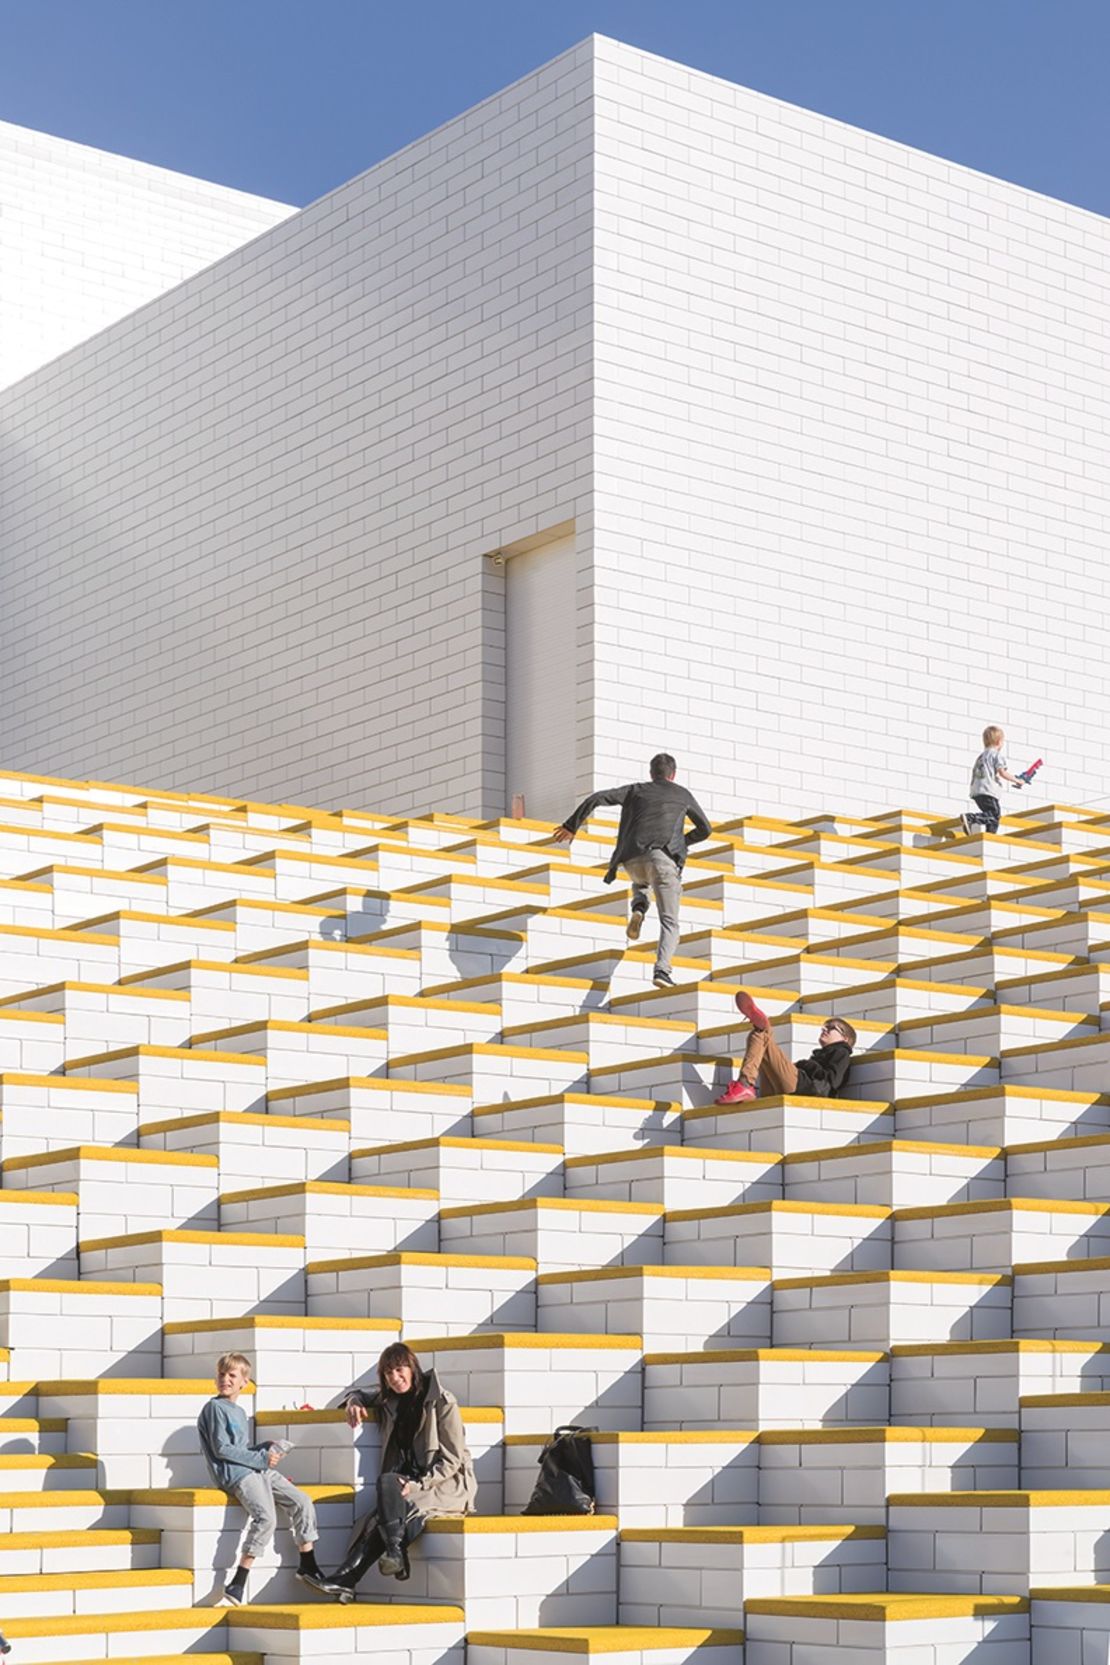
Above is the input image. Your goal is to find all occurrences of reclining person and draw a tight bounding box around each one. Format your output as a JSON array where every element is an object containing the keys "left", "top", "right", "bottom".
[
  {"left": 320, "top": 1343, "right": 476, "bottom": 1599},
  {"left": 715, "top": 992, "right": 856, "bottom": 1105}
]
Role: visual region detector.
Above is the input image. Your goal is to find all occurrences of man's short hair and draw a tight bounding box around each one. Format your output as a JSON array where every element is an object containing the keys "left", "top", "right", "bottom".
[{"left": 649, "top": 753, "right": 677, "bottom": 781}]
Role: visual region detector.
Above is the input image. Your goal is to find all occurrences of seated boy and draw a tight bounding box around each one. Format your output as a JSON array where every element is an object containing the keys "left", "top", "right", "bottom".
[
  {"left": 197, "top": 1351, "right": 327, "bottom": 1606},
  {"left": 715, "top": 992, "right": 856, "bottom": 1104}
]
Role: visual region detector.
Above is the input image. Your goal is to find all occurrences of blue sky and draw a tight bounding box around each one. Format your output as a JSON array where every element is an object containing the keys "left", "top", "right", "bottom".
[{"left": 4, "top": 0, "right": 1110, "bottom": 216}]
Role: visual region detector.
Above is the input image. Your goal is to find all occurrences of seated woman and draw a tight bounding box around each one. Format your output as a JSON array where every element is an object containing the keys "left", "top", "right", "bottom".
[{"left": 321, "top": 1341, "right": 476, "bottom": 1599}]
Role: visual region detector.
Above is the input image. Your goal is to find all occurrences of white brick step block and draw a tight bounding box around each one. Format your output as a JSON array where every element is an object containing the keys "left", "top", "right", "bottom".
[
  {"left": 127, "top": 1483, "right": 355, "bottom": 1602},
  {"left": 188, "top": 896, "right": 348, "bottom": 956},
  {"left": 193, "top": 1019, "right": 388, "bottom": 1088},
  {"left": 361, "top": 917, "right": 525, "bottom": 986},
  {"left": 0, "top": 1608, "right": 242, "bottom": 1664},
  {"left": 887, "top": 1489, "right": 1110, "bottom": 1594},
  {"left": 405, "top": 1333, "right": 643, "bottom": 1433},
  {"left": 1012, "top": 1255, "right": 1110, "bottom": 1342},
  {"left": 0, "top": 1189, "right": 77, "bottom": 1277},
  {"left": 564, "top": 1147, "right": 781, "bottom": 1211},
  {"left": 255, "top": 1403, "right": 505, "bottom": 1511},
  {"left": 2, "top": 1144, "right": 218, "bottom": 1241},
  {"left": 1002, "top": 1032, "right": 1110, "bottom": 1094},
  {"left": 269, "top": 1076, "right": 472, "bottom": 1146},
  {"left": 77, "top": 910, "right": 238, "bottom": 976},
  {"left": 758, "top": 1424, "right": 1018, "bottom": 1526},
  {"left": 782, "top": 1139, "right": 1003, "bottom": 1210},
  {"left": 0, "top": 1415, "right": 66, "bottom": 1455},
  {"left": 773, "top": 1270, "right": 1011, "bottom": 1350},
  {"left": 0, "top": 1525, "right": 161, "bottom": 1575},
  {"left": 79, "top": 1227, "right": 306, "bottom": 1320},
  {"left": 36, "top": 1376, "right": 248, "bottom": 1489},
  {"left": 618, "top": 1524, "right": 886, "bottom": 1626},
  {"left": 464, "top": 904, "right": 624, "bottom": 965},
  {"left": 474, "top": 1094, "right": 680, "bottom": 1157},
  {"left": 123, "top": 956, "right": 310, "bottom": 1028},
  {"left": 731, "top": 952, "right": 894, "bottom": 994},
  {"left": 736, "top": 908, "right": 891, "bottom": 949},
  {"left": 537, "top": 1266, "right": 772, "bottom": 1353},
  {"left": 743, "top": 1593, "right": 1029, "bottom": 1662},
  {"left": 1020, "top": 1391, "right": 1110, "bottom": 1489},
  {"left": 505, "top": 1013, "right": 696, "bottom": 1070},
  {"left": 396, "top": 872, "right": 549, "bottom": 922},
  {"left": 1007, "top": 1134, "right": 1110, "bottom": 1202},
  {"left": 822, "top": 924, "right": 982, "bottom": 964},
  {"left": 912, "top": 943, "right": 1073, "bottom": 988},
  {"left": 351, "top": 1136, "right": 563, "bottom": 1204},
  {"left": 0, "top": 1009, "right": 64, "bottom": 1074},
  {"left": 997, "top": 962, "right": 1110, "bottom": 1014},
  {"left": 311, "top": 992, "right": 502, "bottom": 1053},
  {"left": 19, "top": 861, "right": 168, "bottom": 928},
  {"left": 219, "top": 1180, "right": 439, "bottom": 1260},
  {"left": 422, "top": 970, "right": 609, "bottom": 1030},
  {"left": 227, "top": 1594, "right": 466, "bottom": 1662},
  {"left": 138, "top": 1109, "right": 350, "bottom": 1185},
  {"left": 0, "top": 879, "right": 53, "bottom": 933},
  {"left": 995, "top": 911, "right": 1110, "bottom": 960},
  {"left": 0, "top": 1489, "right": 131, "bottom": 1536},
  {"left": 467, "top": 1623, "right": 743, "bottom": 1665},
  {"left": 899, "top": 1004, "right": 1096, "bottom": 1057},
  {"left": 890, "top": 1340, "right": 1110, "bottom": 1428},
  {"left": 1031, "top": 1588, "right": 1110, "bottom": 1665},
  {"left": 504, "top": 1430, "right": 759, "bottom": 1528},
  {"left": 610, "top": 980, "right": 796, "bottom": 1029},
  {"left": 0, "top": 1565, "right": 198, "bottom": 1619},
  {"left": 0, "top": 1073, "right": 140, "bottom": 1160},
  {"left": 241, "top": 933, "right": 424, "bottom": 1004},
  {"left": 804, "top": 975, "right": 991, "bottom": 1024},
  {"left": 665, "top": 1200, "right": 891, "bottom": 1278},
  {"left": 845, "top": 1049, "right": 998, "bottom": 1103},
  {"left": 0, "top": 923, "right": 119, "bottom": 995},
  {"left": 0, "top": 1452, "right": 98, "bottom": 1491},
  {"left": 682, "top": 1096, "right": 892, "bottom": 1156},
  {"left": 0, "top": 978, "right": 192, "bottom": 1054},
  {"left": 894, "top": 1199, "right": 1110, "bottom": 1274},
  {"left": 373, "top": 1515, "right": 618, "bottom": 1629},
  {"left": 391, "top": 1043, "right": 588, "bottom": 1102},
  {"left": 527, "top": 948, "right": 708, "bottom": 1003},
  {"left": 643, "top": 1347, "right": 889, "bottom": 1431},
  {"left": 0, "top": 1276, "right": 161, "bottom": 1377},
  {"left": 895, "top": 1085, "right": 1110, "bottom": 1148},
  {"left": 590, "top": 1051, "right": 741, "bottom": 1112},
  {"left": 64, "top": 1044, "right": 266, "bottom": 1119},
  {"left": 440, "top": 1198, "right": 664, "bottom": 1273},
  {"left": 307, "top": 1250, "right": 536, "bottom": 1333},
  {"left": 162, "top": 1315, "right": 401, "bottom": 1409}
]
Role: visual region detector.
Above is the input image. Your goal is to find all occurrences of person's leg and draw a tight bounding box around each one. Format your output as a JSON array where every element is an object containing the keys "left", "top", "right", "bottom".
[
  {"left": 974, "top": 794, "right": 1001, "bottom": 835},
  {"left": 224, "top": 1473, "right": 277, "bottom": 1603},
  {"left": 622, "top": 858, "right": 652, "bottom": 942},
  {"left": 737, "top": 1027, "right": 769, "bottom": 1087},
  {"left": 326, "top": 1517, "right": 386, "bottom": 1598},
  {"left": 757, "top": 1031, "right": 799, "bottom": 1095},
  {"left": 270, "top": 1472, "right": 325, "bottom": 1588},
  {"left": 376, "top": 1473, "right": 420, "bottom": 1577},
  {"left": 648, "top": 851, "right": 681, "bottom": 977}
]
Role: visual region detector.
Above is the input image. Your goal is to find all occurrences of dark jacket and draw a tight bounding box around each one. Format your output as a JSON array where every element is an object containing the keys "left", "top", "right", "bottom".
[
  {"left": 343, "top": 1369, "right": 476, "bottom": 1516},
  {"left": 561, "top": 779, "right": 712, "bottom": 884},
  {"left": 794, "top": 1041, "right": 853, "bottom": 1098}
]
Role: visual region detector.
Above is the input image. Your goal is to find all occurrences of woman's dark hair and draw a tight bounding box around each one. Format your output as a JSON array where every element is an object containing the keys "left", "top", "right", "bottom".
[{"left": 377, "top": 1342, "right": 424, "bottom": 1397}]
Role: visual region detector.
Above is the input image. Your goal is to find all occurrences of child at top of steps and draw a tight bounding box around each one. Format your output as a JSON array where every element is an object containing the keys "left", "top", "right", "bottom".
[
  {"left": 959, "top": 724, "right": 1025, "bottom": 837},
  {"left": 714, "top": 991, "right": 856, "bottom": 1105}
]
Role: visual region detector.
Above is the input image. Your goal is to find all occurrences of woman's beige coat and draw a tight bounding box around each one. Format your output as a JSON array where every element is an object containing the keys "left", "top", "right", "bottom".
[{"left": 348, "top": 1369, "right": 477, "bottom": 1517}]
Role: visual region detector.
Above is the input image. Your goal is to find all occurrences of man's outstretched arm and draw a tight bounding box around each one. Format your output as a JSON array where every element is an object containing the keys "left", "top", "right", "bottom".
[
  {"left": 552, "top": 785, "right": 631, "bottom": 844},
  {"left": 684, "top": 794, "right": 712, "bottom": 850}
]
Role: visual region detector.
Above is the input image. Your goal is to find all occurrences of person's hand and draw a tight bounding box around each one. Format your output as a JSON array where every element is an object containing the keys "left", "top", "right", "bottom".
[
  {"left": 551, "top": 826, "right": 573, "bottom": 844},
  {"left": 267, "top": 1446, "right": 283, "bottom": 1468},
  {"left": 400, "top": 1481, "right": 413, "bottom": 1498},
  {"left": 346, "top": 1402, "right": 369, "bottom": 1428}
]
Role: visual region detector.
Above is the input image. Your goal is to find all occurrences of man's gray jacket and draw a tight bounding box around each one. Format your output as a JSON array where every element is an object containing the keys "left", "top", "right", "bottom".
[{"left": 560, "top": 778, "right": 712, "bottom": 883}]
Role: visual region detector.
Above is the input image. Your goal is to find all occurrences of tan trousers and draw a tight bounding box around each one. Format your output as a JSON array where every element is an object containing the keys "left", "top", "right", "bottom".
[{"left": 739, "top": 1027, "right": 798, "bottom": 1095}]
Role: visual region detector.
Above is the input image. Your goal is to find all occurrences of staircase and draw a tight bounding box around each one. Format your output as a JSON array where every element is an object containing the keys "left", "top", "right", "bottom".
[{"left": 0, "top": 771, "right": 1106, "bottom": 1661}]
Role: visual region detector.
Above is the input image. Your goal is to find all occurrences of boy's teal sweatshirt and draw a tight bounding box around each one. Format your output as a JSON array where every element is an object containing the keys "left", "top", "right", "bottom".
[{"left": 197, "top": 1394, "right": 270, "bottom": 1490}]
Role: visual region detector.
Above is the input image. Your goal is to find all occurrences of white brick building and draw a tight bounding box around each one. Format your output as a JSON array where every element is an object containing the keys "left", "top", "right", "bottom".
[{"left": 1, "top": 36, "right": 1107, "bottom": 823}]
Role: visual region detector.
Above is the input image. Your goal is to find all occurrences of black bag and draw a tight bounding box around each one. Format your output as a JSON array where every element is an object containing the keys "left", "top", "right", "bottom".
[{"left": 522, "top": 1424, "right": 597, "bottom": 1515}]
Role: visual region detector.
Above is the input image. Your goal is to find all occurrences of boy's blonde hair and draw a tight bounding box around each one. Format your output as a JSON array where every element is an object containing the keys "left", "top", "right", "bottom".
[
  {"left": 216, "top": 1352, "right": 253, "bottom": 1378},
  {"left": 982, "top": 725, "right": 1005, "bottom": 749},
  {"left": 826, "top": 1018, "right": 857, "bottom": 1048}
]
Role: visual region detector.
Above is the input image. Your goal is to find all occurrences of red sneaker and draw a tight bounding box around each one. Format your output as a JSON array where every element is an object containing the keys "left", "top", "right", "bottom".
[
  {"left": 715, "top": 1080, "right": 757, "bottom": 1105},
  {"left": 735, "top": 990, "right": 769, "bottom": 1031}
]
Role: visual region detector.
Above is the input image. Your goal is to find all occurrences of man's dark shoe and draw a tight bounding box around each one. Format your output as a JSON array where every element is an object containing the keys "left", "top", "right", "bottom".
[
  {"left": 377, "top": 1546, "right": 405, "bottom": 1578},
  {"left": 295, "top": 1568, "right": 332, "bottom": 1596}
]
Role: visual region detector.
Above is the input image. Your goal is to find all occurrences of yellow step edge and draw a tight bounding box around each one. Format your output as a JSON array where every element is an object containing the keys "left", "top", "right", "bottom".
[
  {"left": 503, "top": 1431, "right": 758, "bottom": 1446},
  {"left": 0, "top": 1073, "right": 138, "bottom": 1094},
  {"left": 1020, "top": 1392, "right": 1110, "bottom": 1408},
  {"left": 268, "top": 1077, "right": 471, "bottom": 1100},
  {"left": 405, "top": 1332, "right": 641, "bottom": 1352},
  {"left": 138, "top": 1111, "right": 350, "bottom": 1134},
  {"left": 33, "top": 1379, "right": 253, "bottom": 1396},
  {"left": 425, "top": 1515, "right": 617, "bottom": 1534},
  {"left": 349, "top": 1136, "right": 563, "bottom": 1157},
  {"left": 0, "top": 1527, "right": 161, "bottom": 1547},
  {"left": 742, "top": 1594, "right": 1027, "bottom": 1621},
  {"left": 0, "top": 1567, "right": 191, "bottom": 1591},
  {"left": 226, "top": 1604, "right": 465, "bottom": 1629},
  {"left": 643, "top": 1347, "right": 886, "bottom": 1365},
  {"left": 0, "top": 1278, "right": 161, "bottom": 1297},
  {"left": 3, "top": 1145, "right": 218, "bottom": 1171},
  {"left": 563, "top": 1146, "right": 781, "bottom": 1169},
  {"left": 64, "top": 1045, "right": 266, "bottom": 1070},
  {"left": 888, "top": 1490, "right": 1110, "bottom": 1507},
  {"left": 892, "top": 1340, "right": 1110, "bottom": 1356},
  {"left": 781, "top": 1137, "right": 1002, "bottom": 1163},
  {"left": 619, "top": 1524, "right": 885, "bottom": 1542},
  {"left": 79, "top": 1229, "right": 306, "bottom": 1252},
  {"left": 756, "top": 1426, "right": 1016, "bottom": 1445},
  {"left": 465, "top": 1628, "right": 746, "bottom": 1653},
  {"left": 218, "top": 1182, "right": 438, "bottom": 1204},
  {"left": 1012, "top": 1255, "right": 1110, "bottom": 1276},
  {"left": 0, "top": 1188, "right": 78, "bottom": 1205},
  {"left": 307, "top": 1251, "right": 535, "bottom": 1274},
  {"left": 772, "top": 1269, "right": 1011, "bottom": 1290},
  {"left": 440, "top": 1198, "right": 664, "bottom": 1219},
  {"left": 391, "top": 1043, "right": 589, "bottom": 1067},
  {"left": 667, "top": 1200, "right": 891, "bottom": 1223},
  {"left": 537, "top": 1266, "right": 770, "bottom": 1286},
  {"left": 896, "top": 1197, "right": 1110, "bottom": 1221},
  {"left": 190, "top": 1020, "right": 388, "bottom": 1044},
  {"left": 162, "top": 1316, "right": 399, "bottom": 1334}
]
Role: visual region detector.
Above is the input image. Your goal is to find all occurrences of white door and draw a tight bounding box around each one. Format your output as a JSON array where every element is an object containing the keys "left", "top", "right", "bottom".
[{"left": 505, "top": 531, "right": 578, "bottom": 821}]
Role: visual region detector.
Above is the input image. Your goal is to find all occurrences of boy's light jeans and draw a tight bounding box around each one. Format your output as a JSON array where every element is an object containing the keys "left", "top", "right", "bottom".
[
  {"left": 231, "top": 1469, "right": 318, "bottom": 1556},
  {"left": 624, "top": 851, "right": 681, "bottom": 975}
]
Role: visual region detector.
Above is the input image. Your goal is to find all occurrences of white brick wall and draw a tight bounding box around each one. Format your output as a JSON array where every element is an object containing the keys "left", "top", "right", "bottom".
[
  {"left": 2, "top": 36, "right": 1108, "bottom": 819},
  {"left": 0, "top": 46, "right": 595, "bottom": 816},
  {"left": 590, "top": 36, "right": 1110, "bottom": 818},
  {"left": 0, "top": 120, "right": 294, "bottom": 389}
]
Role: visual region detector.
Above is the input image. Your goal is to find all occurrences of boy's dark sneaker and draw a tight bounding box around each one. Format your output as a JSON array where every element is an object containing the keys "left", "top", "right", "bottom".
[
  {"left": 220, "top": 1574, "right": 248, "bottom": 1607},
  {"left": 626, "top": 909, "right": 644, "bottom": 942},
  {"left": 652, "top": 969, "right": 675, "bottom": 988},
  {"left": 734, "top": 990, "right": 769, "bottom": 1031},
  {"left": 715, "top": 1080, "right": 757, "bottom": 1105}
]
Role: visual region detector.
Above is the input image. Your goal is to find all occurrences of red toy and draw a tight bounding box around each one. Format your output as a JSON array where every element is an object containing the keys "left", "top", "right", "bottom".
[{"left": 1016, "top": 758, "right": 1044, "bottom": 786}]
